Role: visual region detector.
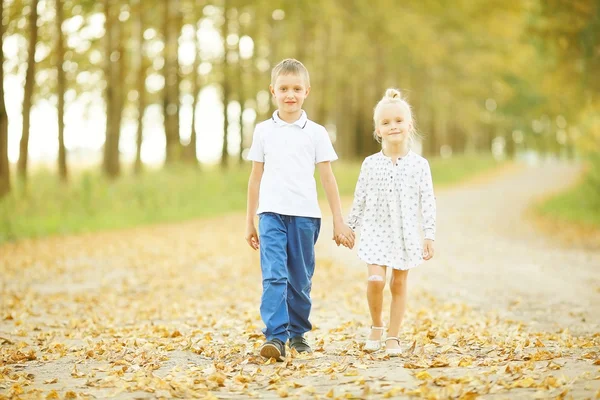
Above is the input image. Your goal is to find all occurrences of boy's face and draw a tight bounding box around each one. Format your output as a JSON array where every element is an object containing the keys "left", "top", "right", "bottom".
[
  {"left": 269, "top": 73, "right": 310, "bottom": 118},
  {"left": 375, "top": 103, "right": 412, "bottom": 145}
]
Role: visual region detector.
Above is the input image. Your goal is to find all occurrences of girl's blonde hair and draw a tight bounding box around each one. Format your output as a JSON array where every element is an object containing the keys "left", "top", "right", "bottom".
[{"left": 372, "top": 88, "right": 418, "bottom": 144}]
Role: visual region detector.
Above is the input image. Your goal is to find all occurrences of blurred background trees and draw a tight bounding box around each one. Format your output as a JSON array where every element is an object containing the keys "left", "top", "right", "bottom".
[{"left": 0, "top": 0, "right": 597, "bottom": 194}]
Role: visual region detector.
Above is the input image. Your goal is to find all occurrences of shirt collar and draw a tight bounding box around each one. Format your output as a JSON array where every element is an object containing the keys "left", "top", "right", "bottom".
[
  {"left": 378, "top": 149, "right": 413, "bottom": 160},
  {"left": 272, "top": 110, "right": 308, "bottom": 129}
]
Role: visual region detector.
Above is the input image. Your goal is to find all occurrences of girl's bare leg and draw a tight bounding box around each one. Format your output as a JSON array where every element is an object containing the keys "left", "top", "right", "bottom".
[
  {"left": 367, "top": 264, "right": 387, "bottom": 340},
  {"left": 387, "top": 269, "right": 409, "bottom": 349}
]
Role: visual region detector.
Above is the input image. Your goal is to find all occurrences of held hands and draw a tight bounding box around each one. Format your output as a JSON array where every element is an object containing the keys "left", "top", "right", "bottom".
[
  {"left": 423, "top": 239, "right": 435, "bottom": 260},
  {"left": 333, "top": 221, "right": 355, "bottom": 249},
  {"left": 247, "top": 220, "right": 356, "bottom": 250},
  {"left": 245, "top": 223, "right": 260, "bottom": 250}
]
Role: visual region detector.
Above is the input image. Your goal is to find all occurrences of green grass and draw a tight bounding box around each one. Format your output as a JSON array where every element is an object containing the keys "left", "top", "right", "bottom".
[
  {"left": 0, "top": 155, "right": 503, "bottom": 243},
  {"left": 535, "top": 173, "right": 600, "bottom": 228}
]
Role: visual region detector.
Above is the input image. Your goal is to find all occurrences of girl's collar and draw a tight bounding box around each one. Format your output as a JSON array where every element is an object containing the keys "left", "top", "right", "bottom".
[{"left": 379, "top": 149, "right": 412, "bottom": 160}]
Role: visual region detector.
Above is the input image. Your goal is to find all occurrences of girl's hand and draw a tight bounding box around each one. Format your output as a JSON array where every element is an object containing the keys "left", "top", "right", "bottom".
[
  {"left": 423, "top": 239, "right": 434, "bottom": 260},
  {"left": 334, "top": 233, "right": 353, "bottom": 249},
  {"left": 333, "top": 222, "right": 355, "bottom": 249},
  {"left": 245, "top": 224, "right": 260, "bottom": 250}
]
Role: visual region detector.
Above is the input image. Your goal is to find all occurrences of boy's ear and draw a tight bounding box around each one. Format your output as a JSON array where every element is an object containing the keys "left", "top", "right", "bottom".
[
  {"left": 269, "top": 84, "right": 275, "bottom": 97},
  {"left": 305, "top": 86, "right": 311, "bottom": 97}
]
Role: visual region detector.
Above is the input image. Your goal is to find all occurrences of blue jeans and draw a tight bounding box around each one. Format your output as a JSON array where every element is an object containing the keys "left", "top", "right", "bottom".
[{"left": 258, "top": 212, "right": 321, "bottom": 342}]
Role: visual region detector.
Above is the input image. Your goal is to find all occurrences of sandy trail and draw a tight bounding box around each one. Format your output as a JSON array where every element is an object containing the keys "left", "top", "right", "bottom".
[{"left": 1, "top": 162, "right": 599, "bottom": 399}]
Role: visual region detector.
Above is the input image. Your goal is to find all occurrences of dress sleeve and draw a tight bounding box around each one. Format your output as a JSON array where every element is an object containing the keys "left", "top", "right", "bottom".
[
  {"left": 347, "top": 158, "right": 370, "bottom": 231},
  {"left": 419, "top": 159, "right": 436, "bottom": 240}
]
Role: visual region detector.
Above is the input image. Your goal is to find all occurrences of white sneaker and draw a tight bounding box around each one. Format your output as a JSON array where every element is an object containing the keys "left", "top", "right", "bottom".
[
  {"left": 363, "top": 326, "right": 385, "bottom": 352},
  {"left": 385, "top": 337, "right": 402, "bottom": 357}
]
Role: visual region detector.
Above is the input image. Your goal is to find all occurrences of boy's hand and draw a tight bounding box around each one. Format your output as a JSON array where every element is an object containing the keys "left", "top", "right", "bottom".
[
  {"left": 335, "top": 233, "right": 353, "bottom": 249},
  {"left": 423, "top": 239, "right": 434, "bottom": 260},
  {"left": 333, "top": 222, "right": 355, "bottom": 249},
  {"left": 245, "top": 224, "right": 260, "bottom": 250}
]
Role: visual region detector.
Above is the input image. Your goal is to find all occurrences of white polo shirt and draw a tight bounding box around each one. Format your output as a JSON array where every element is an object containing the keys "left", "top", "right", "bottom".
[{"left": 247, "top": 110, "right": 338, "bottom": 218}]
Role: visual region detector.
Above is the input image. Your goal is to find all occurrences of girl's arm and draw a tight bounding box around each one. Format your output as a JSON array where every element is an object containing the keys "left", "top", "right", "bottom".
[
  {"left": 419, "top": 160, "right": 436, "bottom": 240},
  {"left": 347, "top": 159, "right": 369, "bottom": 231}
]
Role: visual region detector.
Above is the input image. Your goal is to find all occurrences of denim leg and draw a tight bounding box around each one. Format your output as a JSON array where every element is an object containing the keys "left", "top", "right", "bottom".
[
  {"left": 258, "top": 213, "right": 289, "bottom": 342},
  {"left": 286, "top": 216, "right": 321, "bottom": 338}
]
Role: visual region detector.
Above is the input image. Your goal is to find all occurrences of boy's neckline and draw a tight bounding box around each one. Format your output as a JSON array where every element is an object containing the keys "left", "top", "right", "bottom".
[{"left": 273, "top": 110, "right": 306, "bottom": 125}]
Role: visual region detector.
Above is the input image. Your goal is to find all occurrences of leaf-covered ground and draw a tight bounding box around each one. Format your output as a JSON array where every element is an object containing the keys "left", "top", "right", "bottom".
[{"left": 1, "top": 163, "right": 599, "bottom": 399}]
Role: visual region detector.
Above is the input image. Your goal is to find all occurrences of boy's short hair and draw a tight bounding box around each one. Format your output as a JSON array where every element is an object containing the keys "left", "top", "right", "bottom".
[{"left": 270, "top": 58, "right": 310, "bottom": 87}]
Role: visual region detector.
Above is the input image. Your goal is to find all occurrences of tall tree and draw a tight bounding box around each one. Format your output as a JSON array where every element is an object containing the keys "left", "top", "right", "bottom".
[
  {"left": 313, "top": 20, "right": 333, "bottom": 126},
  {"left": 163, "top": 0, "right": 183, "bottom": 164},
  {"left": 17, "top": 0, "right": 39, "bottom": 180},
  {"left": 237, "top": 8, "right": 247, "bottom": 164},
  {"left": 249, "top": 2, "right": 270, "bottom": 125},
  {"left": 56, "top": 0, "right": 67, "bottom": 182},
  {"left": 134, "top": 0, "right": 145, "bottom": 174},
  {"left": 187, "top": 3, "right": 202, "bottom": 165},
  {"left": 0, "top": 0, "right": 10, "bottom": 197},
  {"left": 220, "top": 0, "right": 230, "bottom": 167},
  {"left": 102, "top": 0, "right": 123, "bottom": 178}
]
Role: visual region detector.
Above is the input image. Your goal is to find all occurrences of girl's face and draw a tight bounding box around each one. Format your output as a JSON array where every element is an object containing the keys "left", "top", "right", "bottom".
[{"left": 375, "top": 103, "right": 412, "bottom": 145}]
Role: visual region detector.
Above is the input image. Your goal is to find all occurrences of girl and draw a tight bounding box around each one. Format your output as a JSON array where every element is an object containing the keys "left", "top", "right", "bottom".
[{"left": 343, "top": 88, "right": 436, "bottom": 356}]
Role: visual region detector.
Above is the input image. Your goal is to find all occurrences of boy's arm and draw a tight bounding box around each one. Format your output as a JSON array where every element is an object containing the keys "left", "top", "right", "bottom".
[
  {"left": 317, "top": 161, "right": 355, "bottom": 248},
  {"left": 245, "top": 161, "right": 264, "bottom": 250}
]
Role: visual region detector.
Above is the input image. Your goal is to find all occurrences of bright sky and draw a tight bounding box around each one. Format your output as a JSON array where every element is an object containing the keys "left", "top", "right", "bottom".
[{"left": 4, "top": 4, "right": 265, "bottom": 167}]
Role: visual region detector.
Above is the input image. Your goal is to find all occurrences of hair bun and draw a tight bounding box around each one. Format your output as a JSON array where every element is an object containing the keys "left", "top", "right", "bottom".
[{"left": 385, "top": 88, "right": 402, "bottom": 99}]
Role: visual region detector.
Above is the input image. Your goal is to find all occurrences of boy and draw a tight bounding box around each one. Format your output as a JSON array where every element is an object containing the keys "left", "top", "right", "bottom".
[{"left": 245, "top": 58, "right": 355, "bottom": 361}]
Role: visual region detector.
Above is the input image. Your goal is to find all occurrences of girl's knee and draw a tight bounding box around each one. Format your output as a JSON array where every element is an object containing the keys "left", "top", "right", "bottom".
[
  {"left": 367, "top": 275, "right": 385, "bottom": 291},
  {"left": 390, "top": 273, "right": 407, "bottom": 295}
]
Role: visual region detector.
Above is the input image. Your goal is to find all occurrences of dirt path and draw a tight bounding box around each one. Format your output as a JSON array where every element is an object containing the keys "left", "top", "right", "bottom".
[{"left": 1, "top": 162, "right": 599, "bottom": 399}]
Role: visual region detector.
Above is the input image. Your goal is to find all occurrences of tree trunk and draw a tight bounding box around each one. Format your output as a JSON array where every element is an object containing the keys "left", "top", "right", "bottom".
[
  {"left": 56, "top": 0, "right": 67, "bottom": 182},
  {"left": 188, "top": 69, "right": 199, "bottom": 164},
  {"left": 294, "top": 3, "right": 308, "bottom": 62},
  {"left": 314, "top": 21, "right": 332, "bottom": 126},
  {"left": 331, "top": 19, "right": 353, "bottom": 159},
  {"left": 163, "top": 0, "right": 182, "bottom": 164},
  {"left": 423, "top": 79, "right": 438, "bottom": 158},
  {"left": 0, "top": 0, "right": 10, "bottom": 197},
  {"left": 426, "top": 105, "right": 438, "bottom": 157},
  {"left": 220, "top": 0, "right": 230, "bottom": 168},
  {"left": 187, "top": 5, "right": 201, "bottom": 166},
  {"left": 17, "top": 0, "right": 39, "bottom": 180},
  {"left": 134, "top": 0, "right": 145, "bottom": 175},
  {"left": 504, "top": 129, "right": 515, "bottom": 159},
  {"left": 251, "top": 7, "right": 268, "bottom": 124},
  {"left": 264, "top": 9, "right": 281, "bottom": 118},
  {"left": 354, "top": 82, "right": 368, "bottom": 158},
  {"left": 245, "top": 7, "right": 262, "bottom": 145},
  {"left": 449, "top": 120, "right": 467, "bottom": 155},
  {"left": 485, "top": 122, "right": 494, "bottom": 153},
  {"left": 103, "top": 0, "right": 122, "bottom": 178},
  {"left": 237, "top": 16, "right": 246, "bottom": 164},
  {"left": 334, "top": 78, "right": 356, "bottom": 160},
  {"left": 434, "top": 99, "right": 448, "bottom": 155}
]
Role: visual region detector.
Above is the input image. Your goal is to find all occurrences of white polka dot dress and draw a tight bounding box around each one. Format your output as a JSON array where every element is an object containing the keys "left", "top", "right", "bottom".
[{"left": 347, "top": 151, "right": 437, "bottom": 270}]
